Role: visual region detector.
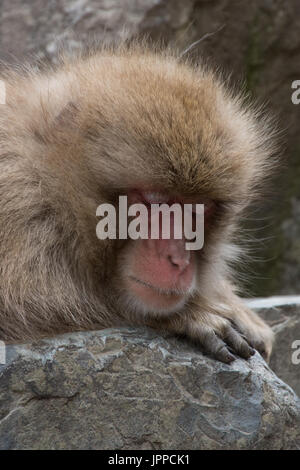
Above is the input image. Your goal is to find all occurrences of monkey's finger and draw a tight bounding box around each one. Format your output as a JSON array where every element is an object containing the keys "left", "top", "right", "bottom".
[
  {"left": 228, "top": 319, "right": 252, "bottom": 344},
  {"left": 222, "top": 325, "right": 255, "bottom": 360},
  {"left": 251, "top": 339, "right": 267, "bottom": 359},
  {"left": 199, "top": 329, "right": 236, "bottom": 364},
  {"left": 228, "top": 320, "right": 268, "bottom": 358}
]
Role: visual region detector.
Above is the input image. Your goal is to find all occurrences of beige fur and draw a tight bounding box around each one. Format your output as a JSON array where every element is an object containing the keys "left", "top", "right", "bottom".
[{"left": 0, "top": 43, "right": 277, "bottom": 362}]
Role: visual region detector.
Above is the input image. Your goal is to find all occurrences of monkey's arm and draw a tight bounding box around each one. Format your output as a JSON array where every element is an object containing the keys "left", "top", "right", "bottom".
[
  {"left": 187, "top": 280, "right": 273, "bottom": 362},
  {"left": 146, "top": 305, "right": 256, "bottom": 364},
  {"left": 146, "top": 282, "right": 273, "bottom": 364}
]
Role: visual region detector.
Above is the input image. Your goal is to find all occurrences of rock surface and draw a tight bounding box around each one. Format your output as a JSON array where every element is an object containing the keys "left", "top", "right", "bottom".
[
  {"left": 0, "top": 0, "right": 300, "bottom": 296},
  {"left": 0, "top": 325, "right": 299, "bottom": 450},
  {"left": 248, "top": 296, "right": 300, "bottom": 398}
]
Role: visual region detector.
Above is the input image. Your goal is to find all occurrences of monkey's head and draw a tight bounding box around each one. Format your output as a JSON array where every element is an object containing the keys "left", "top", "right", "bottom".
[{"left": 39, "top": 48, "right": 276, "bottom": 319}]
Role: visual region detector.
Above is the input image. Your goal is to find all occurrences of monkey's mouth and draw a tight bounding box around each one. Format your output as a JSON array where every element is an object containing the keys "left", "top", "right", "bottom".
[
  {"left": 127, "top": 275, "right": 193, "bottom": 312},
  {"left": 129, "top": 275, "right": 187, "bottom": 296}
]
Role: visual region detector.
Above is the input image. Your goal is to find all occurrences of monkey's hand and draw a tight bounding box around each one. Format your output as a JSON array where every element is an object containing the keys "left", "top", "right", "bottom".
[
  {"left": 154, "top": 312, "right": 257, "bottom": 364},
  {"left": 182, "top": 313, "right": 258, "bottom": 364},
  {"left": 147, "top": 294, "right": 274, "bottom": 364},
  {"left": 215, "top": 303, "right": 274, "bottom": 362}
]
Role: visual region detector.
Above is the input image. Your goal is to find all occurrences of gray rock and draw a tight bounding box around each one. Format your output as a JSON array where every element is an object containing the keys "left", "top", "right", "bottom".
[
  {"left": 0, "top": 327, "right": 299, "bottom": 449},
  {"left": 0, "top": 0, "right": 195, "bottom": 64},
  {"left": 248, "top": 296, "right": 300, "bottom": 398}
]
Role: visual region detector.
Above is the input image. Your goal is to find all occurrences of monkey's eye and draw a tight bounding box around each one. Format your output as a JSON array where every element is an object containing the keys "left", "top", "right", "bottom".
[
  {"left": 203, "top": 199, "right": 216, "bottom": 217},
  {"left": 128, "top": 189, "right": 216, "bottom": 217},
  {"left": 127, "top": 189, "right": 170, "bottom": 207},
  {"left": 141, "top": 191, "right": 170, "bottom": 204},
  {"left": 187, "top": 199, "right": 216, "bottom": 217}
]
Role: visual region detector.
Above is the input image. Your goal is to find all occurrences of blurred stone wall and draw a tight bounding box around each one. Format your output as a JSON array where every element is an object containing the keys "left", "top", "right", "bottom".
[{"left": 0, "top": 0, "right": 299, "bottom": 296}]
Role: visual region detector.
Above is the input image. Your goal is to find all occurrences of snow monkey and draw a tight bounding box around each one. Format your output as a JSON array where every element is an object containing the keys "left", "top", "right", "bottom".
[{"left": 0, "top": 43, "right": 277, "bottom": 363}]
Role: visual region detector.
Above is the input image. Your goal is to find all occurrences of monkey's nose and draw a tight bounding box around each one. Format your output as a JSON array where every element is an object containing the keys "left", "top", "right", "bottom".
[{"left": 168, "top": 253, "right": 190, "bottom": 273}]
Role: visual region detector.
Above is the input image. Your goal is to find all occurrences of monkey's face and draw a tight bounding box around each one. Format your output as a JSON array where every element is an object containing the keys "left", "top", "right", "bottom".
[
  {"left": 81, "top": 54, "right": 271, "bottom": 317},
  {"left": 110, "top": 188, "right": 217, "bottom": 316}
]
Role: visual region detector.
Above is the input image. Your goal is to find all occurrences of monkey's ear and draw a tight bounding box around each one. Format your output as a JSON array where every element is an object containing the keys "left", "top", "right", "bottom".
[
  {"left": 33, "top": 100, "right": 81, "bottom": 144},
  {"left": 53, "top": 101, "right": 79, "bottom": 129}
]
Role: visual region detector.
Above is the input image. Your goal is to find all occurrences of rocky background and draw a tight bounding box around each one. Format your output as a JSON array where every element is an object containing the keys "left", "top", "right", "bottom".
[
  {"left": 0, "top": 0, "right": 300, "bottom": 296},
  {"left": 250, "top": 296, "right": 300, "bottom": 397}
]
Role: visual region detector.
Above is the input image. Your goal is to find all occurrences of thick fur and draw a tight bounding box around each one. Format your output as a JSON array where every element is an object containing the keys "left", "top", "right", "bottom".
[{"left": 0, "top": 43, "right": 277, "bottom": 362}]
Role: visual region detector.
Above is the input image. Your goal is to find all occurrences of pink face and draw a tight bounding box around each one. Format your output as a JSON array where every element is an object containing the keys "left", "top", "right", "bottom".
[{"left": 122, "top": 189, "right": 215, "bottom": 313}]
